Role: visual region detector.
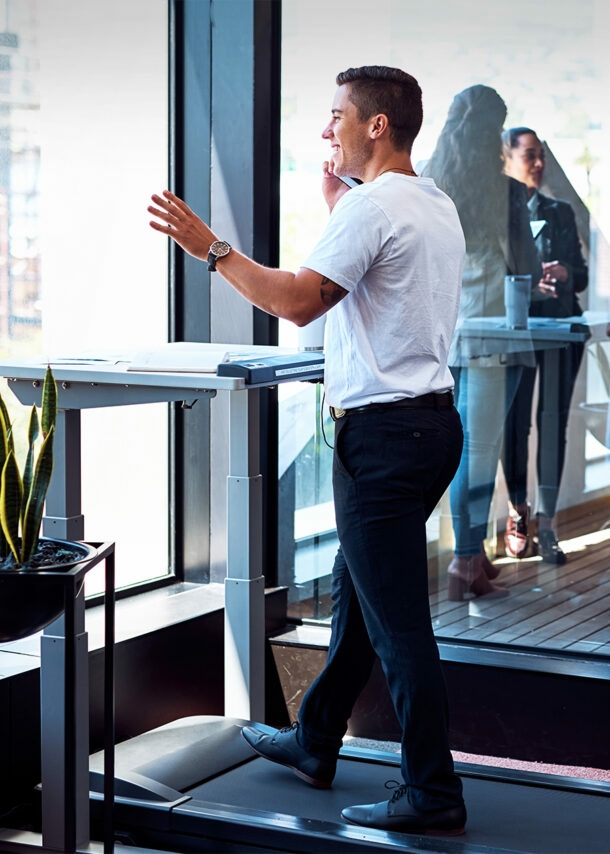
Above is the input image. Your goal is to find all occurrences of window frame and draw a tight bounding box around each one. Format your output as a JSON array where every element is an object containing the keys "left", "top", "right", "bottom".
[{"left": 169, "top": 0, "right": 282, "bottom": 587}]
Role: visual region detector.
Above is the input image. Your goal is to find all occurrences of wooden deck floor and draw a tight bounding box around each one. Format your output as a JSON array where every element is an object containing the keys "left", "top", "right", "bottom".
[
  {"left": 430, "top": 498, "right": 610, "bottom": 655},
  {"left": 430, "top": 496, "right": 610, "bottom": 655},
  {"left": 289, "top": 497, "right": 610, "bottom": 656}
]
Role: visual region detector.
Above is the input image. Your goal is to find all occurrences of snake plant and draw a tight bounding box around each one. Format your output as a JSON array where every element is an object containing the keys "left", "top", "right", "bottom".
[{"left": 0, "top": 366, "right": 57, "bottom": 567}]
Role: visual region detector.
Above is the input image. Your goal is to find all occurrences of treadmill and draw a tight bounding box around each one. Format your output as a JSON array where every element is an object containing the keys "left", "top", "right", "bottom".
[
  {"left": 87, "top": 352, "right": 609, "bottom": 853},
  {"left": 88, "top": 714, "right": 610, "bottom": 854}
]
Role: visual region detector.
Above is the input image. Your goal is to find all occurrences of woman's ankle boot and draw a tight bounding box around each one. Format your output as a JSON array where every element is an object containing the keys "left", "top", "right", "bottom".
[
  {"left": 447, "top": 553, "right": 508, "bottom": 602},
  {"left": 480, "top": 547, "right": 501, "bottom": 579}
]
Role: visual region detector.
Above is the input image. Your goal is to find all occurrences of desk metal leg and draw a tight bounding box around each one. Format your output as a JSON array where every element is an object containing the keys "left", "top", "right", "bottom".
[
  {"left": 43, "top": 409, "right": 85, "bottom": 541},
  {"left": 538, "top": 348, "right": 562, "bottom": 516},
  {"left": 41, "top": 585, "right": 89, "bottom": 851},
  {"left": 225, "top": 388, "right": 265, "bottom": 721},
  {"left": 104, "top": 548, "right": 116, "bottom": 854}
]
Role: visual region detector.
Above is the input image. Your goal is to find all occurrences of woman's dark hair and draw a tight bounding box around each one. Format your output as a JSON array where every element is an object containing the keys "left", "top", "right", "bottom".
[
  {"left": 502, "top": 126, "right": 537, "bottom": 152},
  {"left": 336, "top": 66, "right": 423, "bottom": 152},
  {"left": 422, "top": 85, "right": 508, "bottom": 246}
]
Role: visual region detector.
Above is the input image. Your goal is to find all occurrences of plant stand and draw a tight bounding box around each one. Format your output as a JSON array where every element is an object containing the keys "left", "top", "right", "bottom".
[{"left": 3, "top": 542, "right": 116, "bottom": 854}]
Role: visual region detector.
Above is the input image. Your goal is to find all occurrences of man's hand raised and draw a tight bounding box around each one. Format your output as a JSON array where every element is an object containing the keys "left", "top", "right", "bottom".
[{"left": 148, "top": 190, "right": 216, "bottom": 260}]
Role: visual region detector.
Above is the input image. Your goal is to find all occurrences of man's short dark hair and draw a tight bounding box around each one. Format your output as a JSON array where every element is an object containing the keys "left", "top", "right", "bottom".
[{"left": 336, "top": 66, "right": 423, "bottom": 152}]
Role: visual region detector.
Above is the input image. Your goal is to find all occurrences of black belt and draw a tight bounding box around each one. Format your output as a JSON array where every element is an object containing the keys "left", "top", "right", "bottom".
[{"left": 329, "top": 391, "right": 454, "bottom": 421}]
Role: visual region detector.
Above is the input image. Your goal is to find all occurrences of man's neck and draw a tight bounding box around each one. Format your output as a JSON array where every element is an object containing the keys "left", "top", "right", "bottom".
[{"left": 363, "top": 160, "right": 417, "bottom": 182}]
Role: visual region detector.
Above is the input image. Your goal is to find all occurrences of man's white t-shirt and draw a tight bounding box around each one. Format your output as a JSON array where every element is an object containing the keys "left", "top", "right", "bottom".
[{"left": 302, "top": 173, "right": 465, "bottom": 410}]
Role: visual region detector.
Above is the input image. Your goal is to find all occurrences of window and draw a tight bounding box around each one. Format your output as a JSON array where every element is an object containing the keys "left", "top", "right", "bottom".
[
  {"left": 0, "top": 0, "right": 170, "bottom": 595},
  {"left": 279, "top": 0, "right": 610, "bottom": 657}
]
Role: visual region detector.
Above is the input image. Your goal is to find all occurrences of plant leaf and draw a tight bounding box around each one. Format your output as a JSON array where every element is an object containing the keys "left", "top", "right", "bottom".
[
  {"left": 1, "top": 451, "right": 23, "bottom": 565},
  {"left": 0, "top": 407, "right": 10, "bottom": 485},
  {"left": 0, "top": 404, "right": 11, "bottom": 558},
  {"left": 0, "top": 393, "right": 14, "bottom": 455},
  {"left": 22, "top": 406, "right": 40, "bottom": 521},
  {"left": 41, "top": 366, "right": 57, "bottom": 438},
  {"left": 21, "top": 425, "right": 55, "bottom": 564}
]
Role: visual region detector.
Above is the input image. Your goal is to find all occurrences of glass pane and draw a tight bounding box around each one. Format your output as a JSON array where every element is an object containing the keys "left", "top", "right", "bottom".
[
  {"left": 0, "top": 0, "right": 170, "bottom": 594},
  {"left": 279, "top": 0, "right": 610, "bottom": 655},
  {"left": 278, "top": 380, "right": 336, "bottom": 622}
]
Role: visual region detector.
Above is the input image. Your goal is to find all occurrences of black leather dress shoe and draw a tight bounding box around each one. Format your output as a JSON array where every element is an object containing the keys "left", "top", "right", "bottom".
[
  {"left": 241, "top": 723, "right": 336, "bottom": 789},
  {"left": 342, "top": 783, "right": 466, "bottom": 836}
]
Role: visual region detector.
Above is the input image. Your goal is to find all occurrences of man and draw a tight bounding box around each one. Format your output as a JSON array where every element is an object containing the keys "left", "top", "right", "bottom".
[
  {"left": 149, "top": 65, "right": 467, "bottom": 836},
  {"left": 501, "top": 127, "right": 588, "bottom": 565}
]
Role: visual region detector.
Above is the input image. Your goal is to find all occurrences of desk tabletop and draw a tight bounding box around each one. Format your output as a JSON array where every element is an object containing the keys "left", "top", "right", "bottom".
[
  {"left": 0, "top": 344, "right": 326, "bottom": 408},
  {"left": 460, "top": 315, "right": 592, "bottom": 343},
  {"left": 0, "top": 354, "right": 244, "bottom": 392}
]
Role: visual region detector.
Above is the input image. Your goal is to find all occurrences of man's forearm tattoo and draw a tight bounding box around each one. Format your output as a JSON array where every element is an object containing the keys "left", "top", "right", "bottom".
[{"left": 320, "top": 276, "right": 346, "bottom": 307}]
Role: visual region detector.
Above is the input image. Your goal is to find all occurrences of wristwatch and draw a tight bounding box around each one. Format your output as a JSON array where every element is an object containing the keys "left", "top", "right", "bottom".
[{"left": 207, "top": 240, "right": 231, "bottom": 272}]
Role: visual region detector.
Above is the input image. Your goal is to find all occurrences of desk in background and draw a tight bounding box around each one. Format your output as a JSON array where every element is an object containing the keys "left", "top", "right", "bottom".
[{"left": 459, "top": 314, "right": 607, "bottom": 492}]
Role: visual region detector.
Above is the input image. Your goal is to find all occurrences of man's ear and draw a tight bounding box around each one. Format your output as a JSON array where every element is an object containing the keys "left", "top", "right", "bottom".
[{"left": 369, "top": 113, "right": 390, "bottom": 140}]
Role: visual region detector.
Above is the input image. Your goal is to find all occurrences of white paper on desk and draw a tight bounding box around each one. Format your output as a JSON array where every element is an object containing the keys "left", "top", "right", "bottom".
[
  {"left": 127, "top": 342, "right": 283, "bottom": 373},
  {"left": 48, "top": 355, "right": 128, "bottom": 366}
]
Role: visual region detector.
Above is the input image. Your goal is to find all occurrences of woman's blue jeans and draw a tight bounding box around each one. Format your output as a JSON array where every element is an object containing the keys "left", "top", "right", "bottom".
[
  {"left": 450, "top": 364, "right": 522, "bottom": 555},
  {"left": 297, "top": 402, "right": 464, "bottom": 811}
]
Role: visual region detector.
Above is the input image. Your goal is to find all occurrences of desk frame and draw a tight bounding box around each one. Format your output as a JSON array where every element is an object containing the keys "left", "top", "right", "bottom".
[
  {"left": 3, "top": 365, "right": 277, "bottom": 727},
  {"left": 459, "top": 317, "right": 591, "bottom": 508}
]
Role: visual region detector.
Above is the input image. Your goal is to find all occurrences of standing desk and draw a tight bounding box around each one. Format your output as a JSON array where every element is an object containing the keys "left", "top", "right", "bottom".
[
  {"left": 459, "top": 315, "right": 599, "bottom": 503},
  {"left": 0, "top": 346, "right": 324, "bottom": 722}
]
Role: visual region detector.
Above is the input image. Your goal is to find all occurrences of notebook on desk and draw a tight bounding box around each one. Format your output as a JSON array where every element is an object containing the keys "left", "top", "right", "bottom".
[{"left": 127, "top": 342, "right": 289, "bottom": 374}]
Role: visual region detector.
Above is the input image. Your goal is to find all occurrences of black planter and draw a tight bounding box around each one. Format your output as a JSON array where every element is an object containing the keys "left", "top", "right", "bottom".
[{"left": 0, "top": 538, "right": 97, "bottom": 642}]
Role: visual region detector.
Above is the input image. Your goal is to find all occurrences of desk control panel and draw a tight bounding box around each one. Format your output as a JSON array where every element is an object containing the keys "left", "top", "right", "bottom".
[{"left": 217, "top": 351, "right": 324, "bottom": 384}]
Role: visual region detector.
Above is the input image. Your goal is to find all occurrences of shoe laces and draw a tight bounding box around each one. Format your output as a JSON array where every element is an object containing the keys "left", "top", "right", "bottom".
[
  {"left": 385, "top": 780, "right": 407, "bottom": 803},
  {"left": 279, "top": 722, "right": 299, "bottom": 735},
  {"left": 538, "top": 528, "right": 561, "bottom": 549},
  {"left": 509, "top": 512, "right": 528, "bottom": 535},
  {"left": 514, "top": 516, "right": 527, "bottom": 535}
]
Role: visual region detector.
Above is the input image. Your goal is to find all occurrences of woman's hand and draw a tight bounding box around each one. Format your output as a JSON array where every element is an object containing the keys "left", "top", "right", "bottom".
[
  {"left": 537, "top": 260, "right": 569, "bottom": 298},
  {"left": 541, "top": 260, "right": 568, "bottom": 283}
]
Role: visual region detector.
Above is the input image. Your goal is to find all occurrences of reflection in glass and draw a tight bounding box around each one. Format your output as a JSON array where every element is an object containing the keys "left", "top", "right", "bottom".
[
  {"left": 500, "top": 128, "right": 589, "bottom": 566},
  {"left": 279, "top": 0, "right": 610, "bottom": 656},
  {"left": 422, "top": 84, "right": 541, "bottom": 599},
  {"left": 278, "top": 381, "right": 336, "bottom": 622}
]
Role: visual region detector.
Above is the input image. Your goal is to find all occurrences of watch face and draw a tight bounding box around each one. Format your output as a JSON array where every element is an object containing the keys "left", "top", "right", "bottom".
[{"left": 210, "top": 240, "right": 230, "bottom": 257}]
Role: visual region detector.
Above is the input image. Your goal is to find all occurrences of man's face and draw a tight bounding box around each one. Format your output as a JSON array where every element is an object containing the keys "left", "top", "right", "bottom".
[
  {"left": 321, "top": 84, "right": 373, "bottom": 178},
  {"left": 504, "top": 132, "right": 545, "bottom": 191}
]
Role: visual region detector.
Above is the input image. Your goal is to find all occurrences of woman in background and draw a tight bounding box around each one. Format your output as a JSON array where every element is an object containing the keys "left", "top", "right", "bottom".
[
  {"left": 501, "top": 127, "right": 588, "bottom": 565},
  {"left": 423, "top": 86, "right": 542, "bottom": 600}
]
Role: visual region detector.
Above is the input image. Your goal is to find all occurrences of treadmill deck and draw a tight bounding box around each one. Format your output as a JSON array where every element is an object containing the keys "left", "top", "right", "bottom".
[{"left": 89, "top": 716, "right": 610, "bottom": 854}]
